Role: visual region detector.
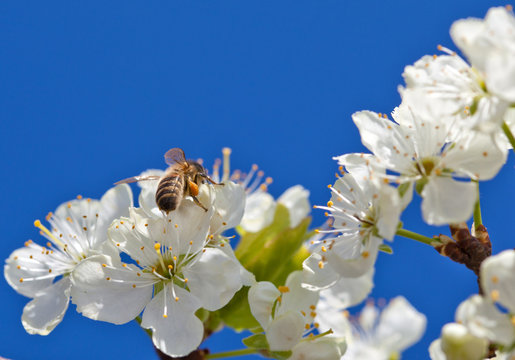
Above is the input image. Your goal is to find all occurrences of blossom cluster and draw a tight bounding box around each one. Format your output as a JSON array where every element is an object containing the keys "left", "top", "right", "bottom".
[{"left": 5, "top": 5, "right": 515, "bottom": 360}]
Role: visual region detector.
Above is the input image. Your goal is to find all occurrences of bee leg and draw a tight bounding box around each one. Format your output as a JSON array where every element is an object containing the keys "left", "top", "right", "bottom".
[
  {"left": 191, "top": 196, "right": 208, "bottom": 212},
  {"left": 201, "top": 174, "right": 224, "bottom": 186}
]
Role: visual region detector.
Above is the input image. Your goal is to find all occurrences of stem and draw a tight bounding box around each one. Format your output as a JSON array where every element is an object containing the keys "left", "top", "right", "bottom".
[
  {"left": 205, "top": 349, "right": 258, "bottom": 359},
  {"left": 502, "top": 121, "right": 515, "bottom": 151},
  {"left": 135, "top": 316, "right": 153, "bottom": 338},
  {"left": 396, "top": 228, "right": 439, "bottom": 246},
  {"left": 472, "top": 180, "right": 482, "bottom": 230}
]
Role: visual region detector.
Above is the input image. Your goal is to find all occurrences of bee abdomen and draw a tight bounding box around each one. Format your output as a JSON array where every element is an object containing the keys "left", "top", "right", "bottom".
[{"left": 156, "top": 175, "right": 184, "bottom": 213}]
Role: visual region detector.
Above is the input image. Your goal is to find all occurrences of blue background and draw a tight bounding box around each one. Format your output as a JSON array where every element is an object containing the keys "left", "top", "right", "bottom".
[{"left": 1, "top": 1, "right": 512, "bottom": 359}]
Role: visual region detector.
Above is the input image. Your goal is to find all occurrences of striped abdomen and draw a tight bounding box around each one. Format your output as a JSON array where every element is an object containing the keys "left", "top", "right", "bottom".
[{"left": 155, "top": 175, "right": 185, "bottom": 213}]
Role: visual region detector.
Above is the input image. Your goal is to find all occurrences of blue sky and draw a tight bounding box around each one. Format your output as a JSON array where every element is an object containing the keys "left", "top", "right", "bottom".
[{"left": 1, "top": 1, "right": 512, "bottom": 359}]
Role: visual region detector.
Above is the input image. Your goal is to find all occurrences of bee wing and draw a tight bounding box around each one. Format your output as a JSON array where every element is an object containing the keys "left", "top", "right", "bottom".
[
  {"left": 114, "top": 175, "right": 161, "bottom": 185},
  {"left": 164, "top": 148, "right": 187, "bottom": 166}
]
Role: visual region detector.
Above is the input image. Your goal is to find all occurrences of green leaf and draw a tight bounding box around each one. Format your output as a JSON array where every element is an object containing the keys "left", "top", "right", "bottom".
[
  {"left": 235, "top": 204, "right": 312, "bottom": 286},
  {"left": 269, "top": 350, "right": 293, "bottom": 360},
  {"left": 378, "top": 244, "right": 393, "bottom": 254},
  {"left": 217, "top": 287, "right": 259, "bottom": 331},
  {"left": 242, "top": 334, "right": 269, "bottom": 350}
]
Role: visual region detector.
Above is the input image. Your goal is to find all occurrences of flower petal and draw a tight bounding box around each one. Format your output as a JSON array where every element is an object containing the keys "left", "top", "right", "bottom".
[
  {"left": 277, "top": 185, "right": 310, "bottom": 228},
  {"left": 319, "top": 268, "right": 374, "bottom": 310},
  {"left": 375, "top": 296, "right": 427, "bottom": 352},
  {"left": 210, "top": 181, "right": 246, "bottom": 234},
  {"left": 141, "top": 284, "right": 203, "bottom": 357},
  {"left": 266, "top": 311, "right": 304, "bottom": 351},
  {"left": 183, "top": 247, "right": 243, "bottom": 311},
  {"left": 248, "top": 281, "right": 281, "bottom": 330},
  {"left": 481, "top": 249, "right": 515, "bottom": 313},
  {"left": 301, "top": 253, "right": 339, "bottom": 291},
  {"left": 21, "top": 277, "right": 72, "bottom": 335},
  {"left": 279, "top": 271, "right": 319, "bottom": 318},
  {"left": 325, "top": 236, "right": 381, "bottom": 278},
  {"left": 71, "top": 255, "right": 154, "bottom": 324},
  {"left": 95, "top": 184, "right": 133, "bottom": 241},
  {"left": 421, "top": 177, "right": 476, "bottom": 225},
  {"left": 455, "top": 295, "right": 514, "bottom": 346},
  {"left": 240, "top": 191, "right": 276, "bottom": 233},
  {"left": 290, "top": 338, "right": 344, "bottom": 360}
]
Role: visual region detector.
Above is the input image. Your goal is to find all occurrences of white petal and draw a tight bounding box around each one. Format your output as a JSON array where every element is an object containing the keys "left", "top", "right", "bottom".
[
  {"left": 325, "top": 236, "right": 381, "bottom": 278},
  {"left": 277, "top": 185, "right": 311, "bottom": 228},
  {"left": 4, "top": 246, "right": 59, "bottom": 298},
  {"left": 279, "top": 271, "right": 319, "bottom": 318},
  {"left": 266, "top": 311, "right": 305, "bottom": 351},
  {"left": 443, "top": 132, "right": 507, "bottom": 180},
  {"left": 429, "top": 339, "right": 446, "bottom": 360},
  {"left": 183, "top": 247, "right": 243, "bottom": 311},
  {"left": 218, "top": 245, "right": 256, "bottom": 287},
  {"left": 352, "top": 111, "right": 414, "bottom": 173},
  {"left": 421, "top": 177, "right": 476, "bottom": 225},
  {"left": 439, "top": 322, "right": 488, "bottom": 360},
  {"left": 210, "top": 181, "right": 246, "bottom": 234},
  {"left": 95, "top": 184, "right": 133, "bottom": 242},
  {"left": 71, "top": 255, "right": 154, "bottom": 324},
  {"left": 240, "top": 191, "right": 276, "bottom": 233},
  {"left": 315, "top": 298, "right": 352, "bottom": 337},
  {"left": 375, "top": 296, "right": 427, "bottom": 352},
  {"left": 108, "top": 215, "right": 158, "bottom": 267},
  {"left": 141, "top": 285, "right": 203, "bottom": 357},
  {"left": 375, "top": 183, "right": 402, "bottom": 241},
  {"left": 481, "top": 250, "right": 515, "bottom": 313},
  {"left": 301, "top": 253, "right": 339, "bottom": 291},
  {"left": 22, "top": 277, "right": 72, "bottom": 335},
  {"left": 319, "top": 268, "right": 374, "bottom": 309},
  {"left": 455, "top": 295, "right": 514, "bottom": 345},
  {"left": 290, "top": 337, "right": 344, "bottom": 360},
  {"left": 248, "top": 281, "right": 281, "bottom": 330},
  {"left": 450, "top": 18, "right": 488, "bottom": 71}
]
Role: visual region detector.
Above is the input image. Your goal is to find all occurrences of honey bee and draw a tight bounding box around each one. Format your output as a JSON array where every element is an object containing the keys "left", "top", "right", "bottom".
[{"left": 115, "top": 148, "right": 222, "bottom": 213}]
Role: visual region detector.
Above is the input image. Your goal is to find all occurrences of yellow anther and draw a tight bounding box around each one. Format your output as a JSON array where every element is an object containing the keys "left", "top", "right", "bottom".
[
  {"left": 492, "top": 276, "right": 499, "bottom": 284},
  {"left": 168, "top": 264, "right": 174, "bottom": 270},
  {"left": 222, "top": 147, "right": 232, "bottom": 155},
  {"left": 16, "top": 265, "right": 20, "bottom": 270},
  {"left": 260, "top": 184, "right": 268, "bottom": 191},
  {"left": 46, "top": 212, "right": 53, "bottom": 221},
  {"left": 318, "top": 261, "right": 324, "bottom": 269},
  {"left": 67, "top": 203, "right": 72, "bottom": 208},
  {"left": 132, "top": 284, "right": 136, "bottom": 288},
  {"left": 309, "top": 305, "right": 316, "bottom": 310},
  {"left": 491, "top": 290, "right": 500, "bottom": 301},
  {"left": 362, "top": 251, "right": 370, "bottom": 259},
  {"left": 266, "top": 177, "right": 273, "bottom": 184},
  {"left": 163, "top": 314, "right": 168, "bottom": 318},
  {"left": 106, "top": 277, "right": 111, "bottom": 281},
  {"left": 144, "top": 223, "right": 148, "bottom": 227},
  {"left": 154, "top": 243, "right": 161, "bottom": 251},
  {"left": 507, "top": 4, "right": 513, "bottom": 11},
  {"left": 83, "top": 227, "right": 88, "bottom": 231},
  {"left": 77, "top": 195, "right": 83, "bottom": 200},
  {"left": 189, "top": 241, "right": 193, "bottom": 245},
  {"left": 310, "top": 240, "right": 315, "bottom": 245},
  {"left": 327, "top": 201, "right": 334, "bottom": 207},
  {"left": 34, "top": 219, "right": 42, "bottom": 228},
  {"left": 342, "top": 310, "right": 350, "bottom": 318},
  {"left": 314, "top": 322, "right": 319, "bottom": 328},
  {"left": 19, "top": 278, "right": 23, "bottom": 283},
  {"left": 310, "top": 311, "right": 317, "bottom": 317},
  {"left": 301, "top": 310, "right": 306, "bottom": 316},
  {"left": 102, "top": 264, "right": 107, "bottom": 267},
  {"left": 314, "top": 229, "right": 320, "bottom": 234},
  {"left": 321, "top": 246, "right": 327, "bottom": 253},
  {"left": 175, "top": 297, "right": 179, "bottom": 302},
  {"left": 327, "top": 184, "right": 332, "bottom": 188},
  {"left": 437, "top": 44, "right": 443, "bottom": 51},
  {"left": 278, "top": 286, "right": 290, "bottom": 293},
  {"left": 122, "top": 263, "right": 127, "bottom": 268},
  {"left": 175, "top": 224, "right": 178, "bottom": 228},
  {"left": 137, "top": 272, "right": 141, "bottom": 276},
  {"left": 173, "top": 256, "right": 177, "bottom": 261},
  {"left": 305, "top": 324, "right": 310, "bottom": 330},
  {"left": 184, "top": 278, "right": 188, "bottom": 283},
  {"left": 140, "top": 246, "right": 144, "bottom": 250},
  {"left": 252, "top": 164, "right": 259, "bottom": 171}
]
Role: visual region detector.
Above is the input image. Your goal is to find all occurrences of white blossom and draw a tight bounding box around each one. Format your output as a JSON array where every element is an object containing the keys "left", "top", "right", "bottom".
[
  {"left": 451, "top": 6, "right": 515, "bottom": 103},
  {"left": 429, "top": 323, "right": 488, "bottom": 360},
  {"left": 248, "top": 271, "right": 344, "bottom": 359},
  {"left": 71, "top": 186, "right": 247, "bottom": 357},
  {"left": 4, "top": 185, "right": 133, "bottom": 335},
  {"left": 303, "top": 160, "right": 403, "bottom": 289},
  {"left": 337, "top": 100, "right": 506, "bottom": 225},
  {"left": 317, "top": 296, "right": 426, "bottom": 360}
]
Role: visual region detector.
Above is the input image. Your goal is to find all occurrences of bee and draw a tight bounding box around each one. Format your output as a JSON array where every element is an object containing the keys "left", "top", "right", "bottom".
[{"left": 115, "top": 148, "right": 221, "bottom": 213}]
